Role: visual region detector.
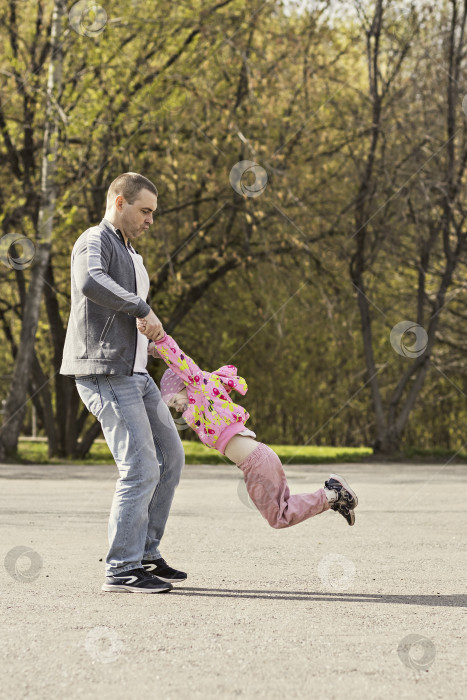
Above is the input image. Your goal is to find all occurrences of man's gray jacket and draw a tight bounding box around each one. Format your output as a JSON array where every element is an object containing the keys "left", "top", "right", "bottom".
[{"left": 60, "top": 219, "right": 151, "bottom": 377}]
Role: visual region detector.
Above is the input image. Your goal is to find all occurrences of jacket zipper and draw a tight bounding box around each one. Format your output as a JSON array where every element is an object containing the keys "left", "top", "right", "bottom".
[{"left": 118, "top": 231, "right": 138, "bottom": 377}]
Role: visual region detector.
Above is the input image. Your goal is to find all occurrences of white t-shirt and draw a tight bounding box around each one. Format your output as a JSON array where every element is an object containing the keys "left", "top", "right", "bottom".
[{"left": 128, "top": 245, "right": 150, "bottom": 373}]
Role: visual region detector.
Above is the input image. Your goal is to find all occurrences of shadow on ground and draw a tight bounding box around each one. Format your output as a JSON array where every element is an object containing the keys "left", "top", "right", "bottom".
[{"left": 171, "top": 588, "right": 467, "bottom": 607}]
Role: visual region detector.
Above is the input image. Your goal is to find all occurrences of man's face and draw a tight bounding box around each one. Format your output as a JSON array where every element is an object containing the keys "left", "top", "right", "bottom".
[{"left": 116, "top": 188, "right": 158, "bottom": 240}]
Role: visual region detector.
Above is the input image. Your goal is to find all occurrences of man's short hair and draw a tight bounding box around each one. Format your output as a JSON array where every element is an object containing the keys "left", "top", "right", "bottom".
[{"left": 107, "top": 172, "right": 158, "bottom": 205}]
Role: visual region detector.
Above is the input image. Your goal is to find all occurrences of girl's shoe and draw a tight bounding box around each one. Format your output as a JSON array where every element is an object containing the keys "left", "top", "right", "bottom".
[{"left": 324, "top": 474, "right": 358, "bottom": 526}]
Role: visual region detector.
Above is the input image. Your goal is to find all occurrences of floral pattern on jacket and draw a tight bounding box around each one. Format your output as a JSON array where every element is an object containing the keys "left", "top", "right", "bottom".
[{"left": 150, "top": 333, "right": 250, "bottom": 451}]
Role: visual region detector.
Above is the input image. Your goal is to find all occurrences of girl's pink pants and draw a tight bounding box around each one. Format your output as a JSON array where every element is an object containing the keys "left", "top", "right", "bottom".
[{"left": 237, "top": 442, "right": 330, "bottom": 529}]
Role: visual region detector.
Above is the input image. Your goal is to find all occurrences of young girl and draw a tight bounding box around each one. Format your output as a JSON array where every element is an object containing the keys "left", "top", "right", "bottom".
[{"left": 137, "top": 321, "right": 358, "bottom": 528}]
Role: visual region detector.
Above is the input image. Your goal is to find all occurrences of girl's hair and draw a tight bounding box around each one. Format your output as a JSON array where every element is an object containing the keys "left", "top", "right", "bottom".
[{"left": 160, "top": 368, "right": 186, "bottom": 404}]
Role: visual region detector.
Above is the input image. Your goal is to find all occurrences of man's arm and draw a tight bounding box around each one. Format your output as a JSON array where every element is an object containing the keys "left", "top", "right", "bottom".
[{"left": 73, "top": 228, "right": 150, "bottom": 317}]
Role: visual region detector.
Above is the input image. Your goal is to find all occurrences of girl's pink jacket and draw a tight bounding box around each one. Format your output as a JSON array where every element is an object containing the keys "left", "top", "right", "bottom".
[{"left": 151, "top": 333, "right": 251, "bottom": 454}]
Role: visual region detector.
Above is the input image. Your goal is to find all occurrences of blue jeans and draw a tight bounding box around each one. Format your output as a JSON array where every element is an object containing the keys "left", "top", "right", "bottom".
[{"left": 75, "top": 373, "right": 185, "bottom": 576}]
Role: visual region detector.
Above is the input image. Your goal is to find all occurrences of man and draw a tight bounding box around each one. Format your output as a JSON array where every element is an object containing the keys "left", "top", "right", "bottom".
[{"left": 60, "top": 172, "right": 186, "bottom": 594}]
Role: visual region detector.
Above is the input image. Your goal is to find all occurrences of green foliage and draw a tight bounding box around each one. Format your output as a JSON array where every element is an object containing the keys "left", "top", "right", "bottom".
[
  {"left": 15, "top": 438, "right": 372, "bottom": 465},
  {"left": 14, "top": 439, "right": 467, "bottom": 465}
]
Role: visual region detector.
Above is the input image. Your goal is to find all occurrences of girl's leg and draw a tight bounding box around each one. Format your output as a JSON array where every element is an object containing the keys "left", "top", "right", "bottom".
[{"left": 225, "top": 437, "right": 330, "bottom": 529}]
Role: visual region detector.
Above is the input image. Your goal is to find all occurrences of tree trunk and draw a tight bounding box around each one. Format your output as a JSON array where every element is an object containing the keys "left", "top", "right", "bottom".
[
  {"left": 43, "top": 259, "right": 73, "bottom": 457},
  {"left": 73, "top": 420, "right": 103, "bottom": 459},
  {"left": 0, "top": 311, "right": 57, "bottom": 455},
  {"left": 373, "top": 426, "right": 403, "bottom": 457},
  {"left": 30, "top": 350, "right": 57, "bottom": 457},
  {"left": 0, "top": 0, "right": 66, "bottom": 461}
]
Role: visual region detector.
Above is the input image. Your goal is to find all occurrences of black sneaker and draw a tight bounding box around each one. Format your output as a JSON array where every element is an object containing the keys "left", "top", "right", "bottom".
[
  {"left": 335, "top": 504, "right": 355, "bottom": 526},
  {"left": 141, "top": 557, "right": 187, "bottom": 583},
  {"left": 325, "top": 474, "right": 358, "bottom": 526},
  {"left": 101, "top": 567, "right": 173, "bottom": 593}
]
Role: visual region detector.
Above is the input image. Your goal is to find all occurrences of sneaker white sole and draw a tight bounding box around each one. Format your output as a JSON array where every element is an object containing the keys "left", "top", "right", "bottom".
[
  {"left": 101, "top": 583, "right": 172, "bottom": 593},
  {"left": 329, "top": 473, "right": 358, "bottom": 507},
  {"left": 155, "top": 577, "right": 187, "bottom": 584}
]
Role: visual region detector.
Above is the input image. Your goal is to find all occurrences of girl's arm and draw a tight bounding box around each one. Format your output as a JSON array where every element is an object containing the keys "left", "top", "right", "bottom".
[
  {"left": 139, "top": 321, "right": 247, "bottom": 395},
  {"left": 149, "top": 332, "right": 206, "bottom": 387}
]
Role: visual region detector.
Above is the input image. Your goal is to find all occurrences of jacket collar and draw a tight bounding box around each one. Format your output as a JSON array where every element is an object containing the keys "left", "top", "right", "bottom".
[{"left": 99, "top": 217, "right": 136, "bottom": 253}]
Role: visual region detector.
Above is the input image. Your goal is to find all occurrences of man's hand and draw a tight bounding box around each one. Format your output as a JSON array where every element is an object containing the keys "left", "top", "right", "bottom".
[{"left": 137, "top": 310, "right": 165, "bottom": 341}]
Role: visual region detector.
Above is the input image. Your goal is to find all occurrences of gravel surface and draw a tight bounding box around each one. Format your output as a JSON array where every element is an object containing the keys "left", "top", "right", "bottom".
[{"left": 0, "top": 460, "right": 465, "bottom": 700}]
